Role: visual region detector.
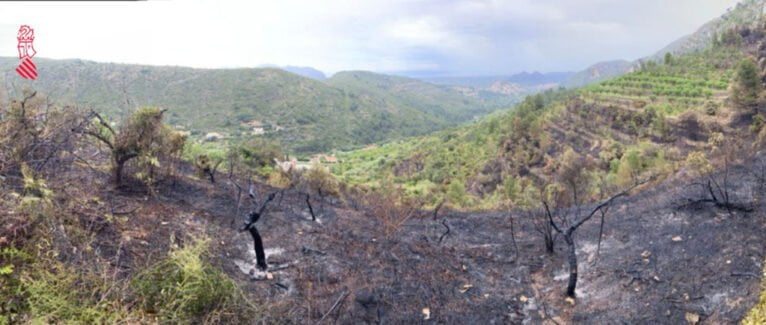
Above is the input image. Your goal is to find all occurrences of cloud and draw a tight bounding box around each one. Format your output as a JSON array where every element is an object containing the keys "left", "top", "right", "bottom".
[{"left": 0, "top": 0, "right": 742, "bottom": 76}]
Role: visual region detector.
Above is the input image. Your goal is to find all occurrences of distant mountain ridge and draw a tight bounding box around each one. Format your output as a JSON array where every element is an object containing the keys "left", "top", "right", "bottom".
[
  {"left": 563, "top": 60, "right": 636, "bottom": 88},
  {"left": 258, "top": 64, "right": 327, "bottom": 80},
  {"left": 424, "top": 71, "right": 574, "bottom": 88}
]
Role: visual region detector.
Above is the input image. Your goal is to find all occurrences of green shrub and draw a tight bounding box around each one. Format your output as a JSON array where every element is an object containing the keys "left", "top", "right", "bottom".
[
  {"left": 0, "top": 247, "right": 31, "bottom": 324},
  {"left": 447, "top": 179, "right": 468, "bottom": 207},
  {"left": 732, "top": 58, "right": 762, "bottom": 111},
  {"left": 0, "top": 242, "right": 139, "bottom": 325},
  {"left": 132, "top": 238, "right": 253, "bottom": 323},
  {"left": 18, "top": 163, "right": 54, "bottom": 220},
  {"left": 233, "top": 138, "right": 284, "bottom": 177},
  {"left": 21, "top": 262, "right": 132, "bottom": 324},
  {"left": 303, "top": 162, "right": 341, "bottom": 198}
]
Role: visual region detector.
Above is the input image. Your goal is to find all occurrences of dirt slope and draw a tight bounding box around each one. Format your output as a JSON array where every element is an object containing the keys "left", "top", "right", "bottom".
[{"left": 116, "top": 162, "right": 765, "bottom": 324}]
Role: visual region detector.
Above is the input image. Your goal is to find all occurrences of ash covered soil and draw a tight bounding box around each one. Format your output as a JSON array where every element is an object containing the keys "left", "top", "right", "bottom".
[{"left": 67, "top": 163, "right": 766, "bottom": 324}]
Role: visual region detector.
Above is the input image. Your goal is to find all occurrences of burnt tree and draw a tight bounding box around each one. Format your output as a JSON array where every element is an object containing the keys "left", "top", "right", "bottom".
[
  {"left": 542, "top": 149, "right": 646, "bottom": 297},
  {"left": 544, "top": 183, "right": 642, "bottom": 297},
  {"left": 685, "top": 135, "right": 754, "bottom": 214},
  {"left": 242, "top": 191, "right": 276, "bottom": 271}
]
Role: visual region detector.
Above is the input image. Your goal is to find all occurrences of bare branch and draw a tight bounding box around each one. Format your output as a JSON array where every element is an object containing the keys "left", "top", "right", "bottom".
[
  {"left": 570, "top": 179, "right": 648, "bottom": 232},
  {"left": 543, "top": 200, "right": 563, "bottom": 234}
]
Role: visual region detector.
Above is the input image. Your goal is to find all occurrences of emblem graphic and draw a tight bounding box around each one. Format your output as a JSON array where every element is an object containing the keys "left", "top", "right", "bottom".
[{"left": 16, "top": 25, "right": 37, "bottom": 80}]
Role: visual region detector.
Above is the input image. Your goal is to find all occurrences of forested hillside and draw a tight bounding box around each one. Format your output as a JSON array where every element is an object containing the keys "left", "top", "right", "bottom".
[{"left": 0, "top": 59, "right": 517, "bottom": 154}]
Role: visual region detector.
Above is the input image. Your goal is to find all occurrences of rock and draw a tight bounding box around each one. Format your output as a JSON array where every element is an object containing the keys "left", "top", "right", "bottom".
[
  {"left": 520, "top": 295, "right": 528, "bottom": 302},
  {"left": 641, "top": 250, "right": 652, "bottom": 258},
  {"left": 672, "top": 236, "right": 683, "bottom": 242},
  {"left": 422, "top": 307, "right": 431, "bottom": 320}
]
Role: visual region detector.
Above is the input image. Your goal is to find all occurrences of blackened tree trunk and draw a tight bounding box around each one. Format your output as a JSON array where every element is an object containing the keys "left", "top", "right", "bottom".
[
  {"left": 248, "top": 226, "right": 267, "bottom": 270},
  {"left": 564, "top": 233, "right": 578, "bottom": 297},
  {"left": 114, "top": 158, "right": 124, "bottom": 186},
  {"left": 306, "top": 193, "right": 316, "bottom": 221},
  {"left": 544, "top": 233, "right": 555, "bottom": 254},
  {"left": 206, "top": 168, "right": 215, "bottom": 184},
  {"left": 112, "top": 153, "right": 137, "bottom": 187}
]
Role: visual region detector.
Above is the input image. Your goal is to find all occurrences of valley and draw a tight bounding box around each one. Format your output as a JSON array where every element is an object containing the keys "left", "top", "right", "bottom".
[
  {"left": 3, "top": 0, "right": 766, "bottom": 324},
  {"left": 0, "top": 58, "right": 524, "bottom": 155}
]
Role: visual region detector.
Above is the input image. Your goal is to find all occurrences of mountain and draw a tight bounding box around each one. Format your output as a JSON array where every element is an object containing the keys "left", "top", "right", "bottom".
[
  {"left": 419, "top": 71, "right": 573, "bottom": 104},
  {"left": 0, "top": 58, "right": 517, "bottom": 154},
  {"left": 563, "top": 60, "right": 636, "bottom": 88},
  {"left": 425, "top": 71, "right": 574, "bottom": 88},
  {"left": 325, "top": 71, "right": 515, "bottom": 119},
  {"left": 258, "top": 64, "right": 327, "bottom": 80},
  {"left": 505, "top": 71, "right": 575, "bottom": 85},
  {"left": 650, "top": 0, "right": 765, "bottom": 61},
  {"left": 564, "top": 0, "right": 766, "bottom": 89},
  {"left": 281, "top": 66, "right": 327, "bottom": 80}
]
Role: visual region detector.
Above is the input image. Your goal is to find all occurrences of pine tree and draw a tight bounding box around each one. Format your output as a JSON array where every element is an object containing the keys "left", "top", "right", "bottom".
[
  {"left": 732, "top": 58, "right": 763, "bottom": 112},
  {"left": 664, "top": 52, "right": 674, "bottom": 66}
]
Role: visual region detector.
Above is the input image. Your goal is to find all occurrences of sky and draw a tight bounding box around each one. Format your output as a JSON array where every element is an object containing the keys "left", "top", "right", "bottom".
[{"left": 0, "top": 0, "right": 742, "bottom": 77}]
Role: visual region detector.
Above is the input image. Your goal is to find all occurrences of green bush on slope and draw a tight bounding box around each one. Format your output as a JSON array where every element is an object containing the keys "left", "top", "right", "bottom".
[{"left": 132, "top": 237, "right": 257, "bottom": 323}]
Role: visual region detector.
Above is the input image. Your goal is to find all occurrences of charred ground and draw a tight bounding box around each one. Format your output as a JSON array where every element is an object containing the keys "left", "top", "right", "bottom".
[{"left": 3, "top": 141, "right": 765, "bottom": 323}]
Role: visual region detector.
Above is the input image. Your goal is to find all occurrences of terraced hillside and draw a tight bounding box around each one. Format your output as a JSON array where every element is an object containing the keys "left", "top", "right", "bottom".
[
  {"left": 332, "top": 22, "right": 762, "bottom": 209},
  {"left": 583, "top": 48, "right": 739, "bottom": 113}
]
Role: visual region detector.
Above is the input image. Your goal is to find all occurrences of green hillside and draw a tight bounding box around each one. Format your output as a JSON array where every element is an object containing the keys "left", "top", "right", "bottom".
[
  {"left": 0, "top": 59, "right": 516, "bottom": 154},
  {"left": 333, "top": 22, "right": 755, "bottom": 209}
]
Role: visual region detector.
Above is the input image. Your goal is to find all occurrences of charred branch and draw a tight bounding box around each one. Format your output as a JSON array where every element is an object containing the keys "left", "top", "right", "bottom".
[
  {"left": 306, "top": 192, "right": 316, "bottom": 221},
  {"left": 508, "top": 210, "right": 519, "bottom": 259},
  {"left": 438, "top": 219, "right": 450, "bottom": 244}
]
